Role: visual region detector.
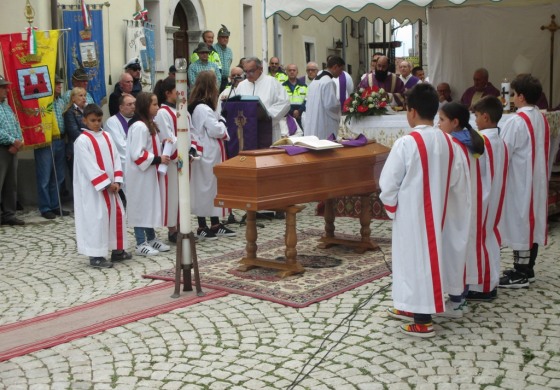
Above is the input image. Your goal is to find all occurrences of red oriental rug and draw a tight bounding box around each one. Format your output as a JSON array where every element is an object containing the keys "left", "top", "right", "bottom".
[
  {"left": 143, "top": 229, "right": 392, "bottom": 308},
  {"left": 0, "top": 282, "right": 228, "bottom": 362}
]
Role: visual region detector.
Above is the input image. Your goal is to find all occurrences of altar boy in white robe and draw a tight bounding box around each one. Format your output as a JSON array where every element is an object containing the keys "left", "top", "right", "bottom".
[
  {"left": 380, "top": 84, "right": 469, "bottom": 338},
  {"left": 498, "top": 74, "right": 550, "bottom": 288},
  {"left": 303, "top": 56, "right": 345, "bottom": 139},
  {"left": 73, "top": 104, "right": 130, "bottom": 269}
]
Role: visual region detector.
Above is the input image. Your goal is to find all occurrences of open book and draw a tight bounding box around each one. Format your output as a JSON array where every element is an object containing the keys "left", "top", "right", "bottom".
[{"left": 272, "top": 135, "right": 342, "bottom": 150}]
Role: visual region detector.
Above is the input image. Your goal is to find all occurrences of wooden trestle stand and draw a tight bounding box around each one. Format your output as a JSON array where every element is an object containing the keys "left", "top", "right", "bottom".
[
  {"left": 214, "top": 142, "right": 390, "bottom": 279},
  {"left": 171, "top": 229, "right": 204, "bottom": 298}
]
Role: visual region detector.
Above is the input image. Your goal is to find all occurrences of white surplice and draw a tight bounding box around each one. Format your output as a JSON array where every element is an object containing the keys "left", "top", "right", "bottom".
[
  {"left": 379, "top": 126, "right": 469, "bottom": 314},
  {"left": 73, "top": 129, "right": 127, "bottom": 257},
  {"left": 235, "top": 74, "right": 290, "bottom": 142},
  {"left": 302, "top": 71, "right": 340, "bottom": 139},
  {"left": 500, "top": 106, "right": 550, "bottom": 250},
  {"left": 190, "top": 104, "right": 230, "bottom": 217},
  {"left": 470, "top": 128, "right": 509, "bottom": 292},
  {"left": 154, "top": 104, "right": 179, "bottom": 228},
  {"left": 126, "top": 121, "right": 165, "bottom": 228},
  {"left": 104, "top": 114, "right": 131, "bottom": 182}
]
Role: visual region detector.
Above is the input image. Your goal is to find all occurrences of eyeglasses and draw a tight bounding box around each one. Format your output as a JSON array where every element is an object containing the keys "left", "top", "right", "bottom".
[
  {"left": 245, "top": 67, "right": 260, "bottom": 75},
  {"left": 306, "top": 68, "right": 318, "bottom": 72},
  {"left": 270, "top": 62, "right": 279, "bottom": 65}
]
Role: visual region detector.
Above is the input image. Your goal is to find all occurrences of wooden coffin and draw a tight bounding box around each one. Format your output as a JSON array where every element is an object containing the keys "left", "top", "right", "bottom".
[{"left": 214, "top": 142, "right": 390, "bottom": 210}]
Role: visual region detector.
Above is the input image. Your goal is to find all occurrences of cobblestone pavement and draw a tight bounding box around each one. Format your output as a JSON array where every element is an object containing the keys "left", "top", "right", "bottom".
[{"left": 1, "top": 205, "right": 559, "bottom": 390}]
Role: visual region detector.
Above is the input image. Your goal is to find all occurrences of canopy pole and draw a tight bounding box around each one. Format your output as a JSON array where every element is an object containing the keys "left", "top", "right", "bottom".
[
  {"left": 418, "top": 21, "right": 423, "bottom": 67},
  {"left": 541, "top": 14, "right": 558, "bottom": 110},
  {"left": 262, "top": 0, "right": 268, "bottom": 67}
]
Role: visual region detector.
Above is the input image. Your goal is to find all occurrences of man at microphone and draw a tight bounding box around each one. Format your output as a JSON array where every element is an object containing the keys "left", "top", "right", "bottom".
[{"left": 218, "top": 66, "right": 245, "bottom": 114}]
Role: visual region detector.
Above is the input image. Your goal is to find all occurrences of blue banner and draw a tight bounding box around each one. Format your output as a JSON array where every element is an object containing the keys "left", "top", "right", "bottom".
[
  {"left": 144, "top": 24, "right": 156, "bottom": 89},
  {"left": 62, "top": 9, "right": 106, "bottom": 105}
]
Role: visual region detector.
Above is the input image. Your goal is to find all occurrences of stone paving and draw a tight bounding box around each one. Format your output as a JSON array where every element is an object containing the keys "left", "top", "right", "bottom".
[{"left": 1, "top": 205, "right": 559, "bottom": 390}]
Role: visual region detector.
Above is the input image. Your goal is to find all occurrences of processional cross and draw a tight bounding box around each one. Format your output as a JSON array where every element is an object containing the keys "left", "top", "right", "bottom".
[{"left": 541, "top": 15, "right": 559, "bottom": 109}]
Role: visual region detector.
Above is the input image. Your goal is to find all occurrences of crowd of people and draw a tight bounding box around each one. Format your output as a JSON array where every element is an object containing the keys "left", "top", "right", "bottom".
[{"left": 0, "top": 27, "right": 554, "bottom": 336}]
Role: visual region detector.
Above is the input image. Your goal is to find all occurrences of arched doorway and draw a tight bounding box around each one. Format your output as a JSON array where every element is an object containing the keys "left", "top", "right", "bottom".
[
  {"left": 171, "top": 0, "right": 202, "bottom": 64},
  {"left": 172, "top": 4, "right": 188, "bottom": 60}
]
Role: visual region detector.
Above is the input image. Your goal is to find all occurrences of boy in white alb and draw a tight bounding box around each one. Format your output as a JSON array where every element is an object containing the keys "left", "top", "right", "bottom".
[
  {"left": 73, "top": 104, "right": 131, "bottom": 268},
  {"left": 380, "top": 84, "right": 469, "bottom": 338},
  {"left": 499, "top": 74, "right": 550, "bottom": 288},
  {"left": 467, "top": 96, "right": 509, "bottom": 300}
]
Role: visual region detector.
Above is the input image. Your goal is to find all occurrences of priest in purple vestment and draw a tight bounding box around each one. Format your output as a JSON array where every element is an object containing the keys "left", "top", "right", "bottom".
[
  {"left": 460, "top": 68, "right": 500, "bottom": 110},
  {"left": 357, "top": 56, "right": 405, "bottom": 107},
  {"left": 399, "top": 61, "right": 420, "bottom": 92}
]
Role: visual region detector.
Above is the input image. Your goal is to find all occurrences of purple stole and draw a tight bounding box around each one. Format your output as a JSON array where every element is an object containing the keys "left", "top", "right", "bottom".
[
  {"left": 403, "top": 76, "right": 419, "bottom": 90},
  {"left": 338, "top": 73, "right": 347, "bottom": 108},
  {"left": 116, "top": 113, "right": 130, "bottom": 135}
]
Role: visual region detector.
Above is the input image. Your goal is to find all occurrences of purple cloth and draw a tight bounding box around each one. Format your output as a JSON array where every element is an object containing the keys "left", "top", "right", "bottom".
[
  {"left": 327, "top": 133, "right": 368, "bottom": 147},
  {"left": 357, "top": 72, "right": 405, "bottom": 106},
  {"left": 224, "top": 101, "right": 259, "bottom": 158},
  {"left": 116, "top": 113, "right": 129, "bottom": 135},
  {"left": 274, "top": 145, "right": 310, "bottom": 156},
  {"left": 403, "top": 75, "right": 420, "bottom": 90},
  {"left": 460, "top": 82, "right": 500, "bottom": 107},
  {"left": 339, "top": 73, "right": 347, "bottom": 108},
  {"left": 286, "top": 115, "right": 298, "bottom": 136}
]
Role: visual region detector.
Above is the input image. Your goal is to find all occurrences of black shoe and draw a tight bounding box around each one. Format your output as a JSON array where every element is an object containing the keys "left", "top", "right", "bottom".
[
  {"left": 196, "top": 227, "right": 218, "bottom": 240},
  {"left": 89, "top": 257, "right": 113, "bottom": 268},
  {"left": 41, "top": 211, "right": 56, "bottom": 220},
  {"left": 51, "top": 208, "right": 70, "bottom": 216},
  {"left": 210, "top": 223, "right": 237, "bottom": 237},
  {"left": 466, "top": 289, "right": 497, "bottom": 301},
  {"left": 1, "top": 217, "right": 25, "bottom": 226},
  {"left": 519, "top": 268, "right": 535, "bottom": 283},
  {"left": 499, "top": 269, "right": 529, "bottom": 288},
  {"left": 168, "top": 231, "right": 178, "bottom": 243},
  {"left": 274, "top": 211, "right": 286, "bottom": 220},
  {"left": 111, "top": 250, "right": 132, "bottom": 261}
]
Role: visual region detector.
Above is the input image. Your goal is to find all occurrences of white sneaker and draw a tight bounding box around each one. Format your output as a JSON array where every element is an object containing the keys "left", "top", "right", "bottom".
[
  {"left": 436, "top": 301, "right": 464, "bottom": 318},
  {"left": 148, "top": 238, "right": 170, "bottom": 252},
  {"left": 135, "top": 242, "right": 159, "bottom": 256}
]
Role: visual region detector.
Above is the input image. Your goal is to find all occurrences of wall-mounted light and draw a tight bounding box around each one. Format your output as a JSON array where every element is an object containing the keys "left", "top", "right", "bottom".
[
  {"left": 334, "top": 38, "right": 343, "bottom": 49},
  {"left": 292, "top": 25, "right": 299, "bottom": 29}
]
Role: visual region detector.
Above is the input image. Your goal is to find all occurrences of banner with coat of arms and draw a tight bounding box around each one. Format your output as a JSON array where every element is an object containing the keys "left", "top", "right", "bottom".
[
  {"left": 0, "top": 30, "right": 60, "bottom": 148},
  {"left": 62, "top": 8, "right": 106, "bottom": 105},
  {"left": 125, "top": 20, "right": 156, "bottom": 90}
]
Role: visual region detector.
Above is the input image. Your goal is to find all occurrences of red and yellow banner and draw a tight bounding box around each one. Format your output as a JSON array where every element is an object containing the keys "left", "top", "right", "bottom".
[{"left": 0, "top": 30, "right": 59, "bottom": 148}]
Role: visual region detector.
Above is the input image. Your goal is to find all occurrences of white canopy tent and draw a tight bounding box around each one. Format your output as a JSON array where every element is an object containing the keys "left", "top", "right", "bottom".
[{"left": 264, "top": 0, "right": 560, "bottom": 107}]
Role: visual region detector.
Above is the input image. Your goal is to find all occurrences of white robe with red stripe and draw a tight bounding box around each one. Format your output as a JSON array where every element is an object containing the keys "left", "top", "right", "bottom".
[
  {"left": 126, "top": 121, "right": 165, "bottom": 228},
  {"left": 471, "top": 128, "right": 508, "bottom": 292},
  {"left": 190, "top": 104, "right": 229, "bottom": 217},
  {"left": 154, "top": 104, "right": 179, "bottom": 228},
  {"left": 451, "top": 137, "right": 488, "bottom": 288},
  {"left": 73, "top": 129, "right": 127, "bottom": 257},
  {"left": 380, "top": 125, "right": 469, "bottom": 314},
  {"left": 500, "top": 106, "right": 550, "bottom": 250}
]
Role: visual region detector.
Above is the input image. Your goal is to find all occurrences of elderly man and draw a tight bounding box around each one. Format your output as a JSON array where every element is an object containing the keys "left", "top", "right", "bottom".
[
  {"left": 299, "top": 61, "right": 319, "bottom": 85},
  {"left": 303, "top": 56, "right": 345, "bottom": 139},
  {"left": 0, "top": 75, "right": 25, "bottom": 226},
  {"left": 358, "top": 56, "right": 405, "bottom": 106},
  {"left": 282, "top": 64, "right": 307, "bottom": 123},
  {"left": 108, "top": 73, "right": 134, "bottom": 116},
  {"left": 34, "top": 77, "right": 69, "bottom": 219},
  {"left": 218, "top": 66, "right": 245, "bottom": 114},
  {"left": 268, "top": 57, "right": 288, "bottom": 84},
  {"left": 399, "top": 61, "right": 420, "bottom": 92},
  {"left": 123, "top": 58, "right": 143, "bottom": 96},
  {"left": 189, "top": 30, "right": 222, "bottom": 69},
  {"left": 460, "top": 68, "right": 500, "bottom": 110},
  {"left": 236, "top": 57, "right": 290, "bottom": 142},
  {"left": 188, "top": 42, "right": 222, "bottom": 89},
  {"left": 213, "top": 25, "right": 233, "bottom": 92},
  {"left": 437, "top": 82, "right": 453, "bottom": 108}
]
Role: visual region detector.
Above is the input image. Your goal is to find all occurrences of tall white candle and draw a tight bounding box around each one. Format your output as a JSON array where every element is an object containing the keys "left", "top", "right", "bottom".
[{"left": 174, "top": 58, "right": 192, "bottom": 265}]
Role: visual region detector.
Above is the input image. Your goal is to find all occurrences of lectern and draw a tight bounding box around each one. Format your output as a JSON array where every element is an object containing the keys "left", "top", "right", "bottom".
[{"left": 222, "top": 95, "right": 272, "bottom": 158}]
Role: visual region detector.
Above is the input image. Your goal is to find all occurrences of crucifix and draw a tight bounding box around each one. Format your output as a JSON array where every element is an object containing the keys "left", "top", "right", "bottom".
[{"left": 541, "top": 15, "right": 559, "bottom": 110}]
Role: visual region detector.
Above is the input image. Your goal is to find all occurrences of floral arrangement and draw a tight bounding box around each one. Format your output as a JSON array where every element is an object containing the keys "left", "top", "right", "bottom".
[{"left": 343, "top": 86, "right": 388, "bottom": 123}]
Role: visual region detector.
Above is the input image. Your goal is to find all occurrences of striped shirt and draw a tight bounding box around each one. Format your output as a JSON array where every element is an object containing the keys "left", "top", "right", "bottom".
[
  {"left": 0, "top": 101, "right": 23, "bottom": 146},
  {"left": 213, "top": 44, "right": 233, "bottom": 76},
  {"left": 188, "top": 61, "right": 222, "bottom": 89},
  {"left": 53, "top": 95, "right": 66, "bottom": 135}
]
